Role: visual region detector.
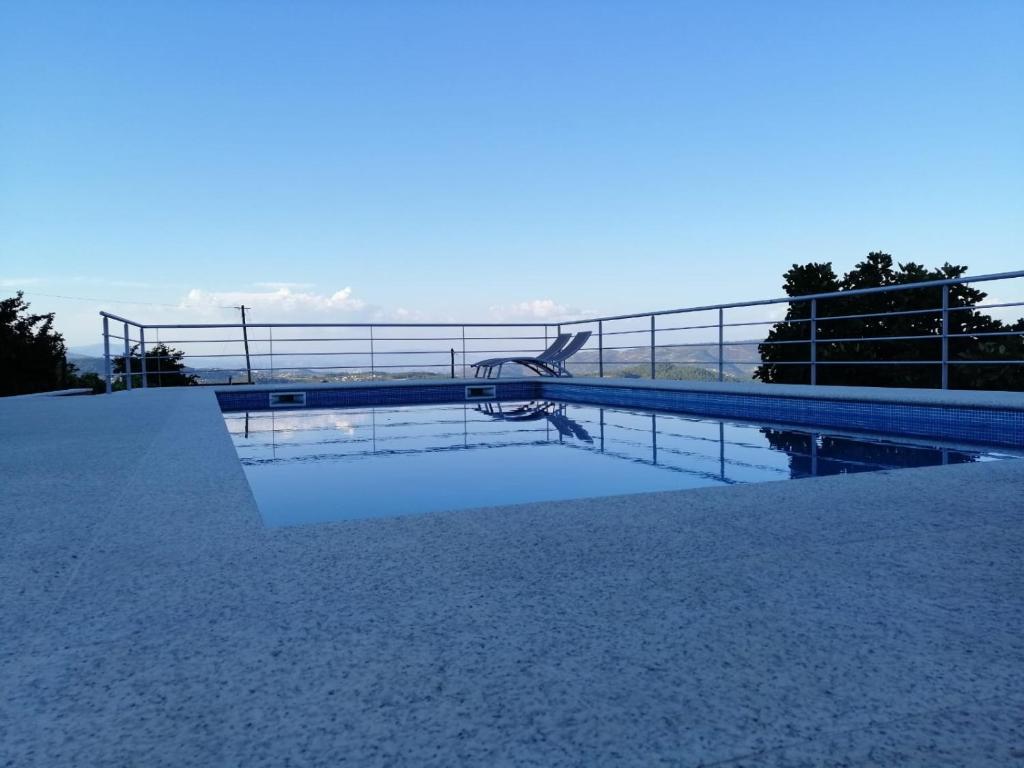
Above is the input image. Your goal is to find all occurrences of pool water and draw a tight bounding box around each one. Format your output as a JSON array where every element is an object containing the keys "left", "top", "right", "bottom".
[{"left": 223, "top": 400, "right": 1019, "bottom": 527}]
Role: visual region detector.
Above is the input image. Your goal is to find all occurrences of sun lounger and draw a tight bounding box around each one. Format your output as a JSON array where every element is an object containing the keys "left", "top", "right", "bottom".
[
  {"left": 521, "top": 331, "right": 591, "bottom": 377},
  {"left": 471, "top": 331, "right": 592, "bottom": 378},
  {"left": 471, "top": 333, "right": 571, "bottom": 378}
]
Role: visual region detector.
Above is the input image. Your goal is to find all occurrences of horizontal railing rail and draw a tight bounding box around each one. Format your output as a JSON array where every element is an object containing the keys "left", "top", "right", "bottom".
[
  {"left": 99, "top": 269, "right": 1024, "bottom": 393},
  {"left": 556, "top": 269, "right": 1024, "bottom": 325}
]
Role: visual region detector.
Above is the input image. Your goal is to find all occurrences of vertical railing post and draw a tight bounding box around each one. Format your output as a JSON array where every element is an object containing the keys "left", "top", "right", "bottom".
[
  {"left": 103, "top": 315, "right": 112, "bottom": 394},
  {"left": 369, "top": 326, "right": 375, "bottom": 380},
  {"left": 717, "top": 308, "right": 724, "bottom": 382},
  {"left": 123, "top": 322, "right": 132, "bottom": 391},
  {"left": 810, "top": 299, "right": 818, "bottom": 386},
  {"left": 649, "top": 315, "right": 656, "bottom": 379},
  {"left": 240, "top": 306, "right": 253, "bottom": 384},
  {"left": 941, "top": 285, "right": 949, "bottom": 389},
  {"left": 461, "top": 326, "right": 466, "bottom": 378},
  {"left": 139, "top": 326, "right": 148, "bottom": 388},
  {"left": 598, "top": 321, "right": 604, "bottom": 378},
  {"left": 269, "top": 327, "right": 274, "bottom": 385}
]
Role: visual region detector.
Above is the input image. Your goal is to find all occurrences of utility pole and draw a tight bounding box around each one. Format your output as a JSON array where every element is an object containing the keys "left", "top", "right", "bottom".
[{"left": 238, "top": 305, "right": 253, "bottom": 384}]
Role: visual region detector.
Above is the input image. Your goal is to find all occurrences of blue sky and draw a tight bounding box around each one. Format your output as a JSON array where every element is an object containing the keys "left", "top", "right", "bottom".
[{"left": 1, "top": 0, "right": 1022, "bottom": 344}]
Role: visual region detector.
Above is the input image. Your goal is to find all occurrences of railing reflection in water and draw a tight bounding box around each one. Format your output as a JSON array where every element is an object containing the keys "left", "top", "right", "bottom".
[{"left": 225, "top": 401, "right": 1007, "bottom": 485}]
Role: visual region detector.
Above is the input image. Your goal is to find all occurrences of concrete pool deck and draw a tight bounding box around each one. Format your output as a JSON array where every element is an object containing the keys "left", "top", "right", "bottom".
[{"left": 2, "top": 380, "right": 1022, "bottom": 766}]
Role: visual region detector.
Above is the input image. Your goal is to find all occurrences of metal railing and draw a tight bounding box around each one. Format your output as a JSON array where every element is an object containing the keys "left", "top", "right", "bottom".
[
  {"left": 100, "top": 269, "right": 1024, "bottom": 393},
  {"left": 99, "top": 317, "right": 556, "bottom": 391}
]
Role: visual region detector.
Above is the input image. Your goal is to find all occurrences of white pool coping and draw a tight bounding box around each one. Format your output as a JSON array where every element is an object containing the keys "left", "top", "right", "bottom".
[{"left": 2, "top": 381, "right": 1022, "bottom": 765}]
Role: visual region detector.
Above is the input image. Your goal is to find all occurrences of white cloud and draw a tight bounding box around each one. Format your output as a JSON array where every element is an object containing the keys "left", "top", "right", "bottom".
[
  {"left": 179, "top": 286, "right": 369, "bottom": 318},
  {"left": 489, "top": 298, "right": 583, "bottom": 322},
  {"left": 381, "top": 306, "right": 436, "bottom": 323},
  {"left": 976, "top": 294, "right": 1024, "bottom": 324}
]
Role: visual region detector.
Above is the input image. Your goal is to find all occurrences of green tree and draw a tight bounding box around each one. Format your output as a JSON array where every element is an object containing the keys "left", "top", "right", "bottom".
[
  {"left": 0, "top": 292, "right": 83, "bottom": 396},
  {"left": 755, "top": 253, "right": 1024, "bottom": 390},
  {"left": 73, "top": 371, "right": 107, "bottom": 394},
  {"left": 113, "top": 343, "right": 198, "bottom": 388}
]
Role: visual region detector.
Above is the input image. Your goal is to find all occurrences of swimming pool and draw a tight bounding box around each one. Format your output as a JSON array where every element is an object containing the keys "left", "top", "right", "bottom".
[{"left": 224, "top": 400, "right": 1020, "bottom": 527}]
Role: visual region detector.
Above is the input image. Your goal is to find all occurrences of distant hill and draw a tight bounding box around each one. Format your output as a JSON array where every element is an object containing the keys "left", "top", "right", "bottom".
[
  {"left": 66, "top": 352, "right": 107, "bottom": 374},
  {"left": 581, "top": 363, "right": 741, "bottom": 382},
  {"left": 66, "top": 340, "right": 763, "bottom": 383},
  {"left": 569, "top": 342, "right": 758, "bottom": 380},
  {"left": 68, "top": 343, "right": 109, "bottom": 357},
  {"left": 191, "top": 368, "right": 446, "bottom": 385}
]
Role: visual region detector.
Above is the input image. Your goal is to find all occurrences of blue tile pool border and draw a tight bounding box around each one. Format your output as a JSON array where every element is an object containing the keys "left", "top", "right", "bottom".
[
  {"left": 216, "top": 381, "right": 1024, "bottom": 448},
  {"left": 541, "top": 383, "right": 1024, "bottom": 449}
]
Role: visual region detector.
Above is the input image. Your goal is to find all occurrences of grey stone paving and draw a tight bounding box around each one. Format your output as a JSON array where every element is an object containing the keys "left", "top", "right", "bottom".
[{"left": 1, "top": 383, "right": 1022, "bottom": 766}]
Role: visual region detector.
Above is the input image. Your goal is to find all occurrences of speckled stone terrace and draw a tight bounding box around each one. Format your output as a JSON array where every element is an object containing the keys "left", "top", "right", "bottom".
[{"left": 2, "top": 379, "right": 1022, "bottom": 766}]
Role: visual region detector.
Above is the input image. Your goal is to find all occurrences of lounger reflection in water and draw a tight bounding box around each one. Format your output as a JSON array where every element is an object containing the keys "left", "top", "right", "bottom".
[
  {"left": 471, "top": 331, "right": 592, "bottom": 378},
  {"left": 477, "top": 401, "right": 593, "bottom": 442}
]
